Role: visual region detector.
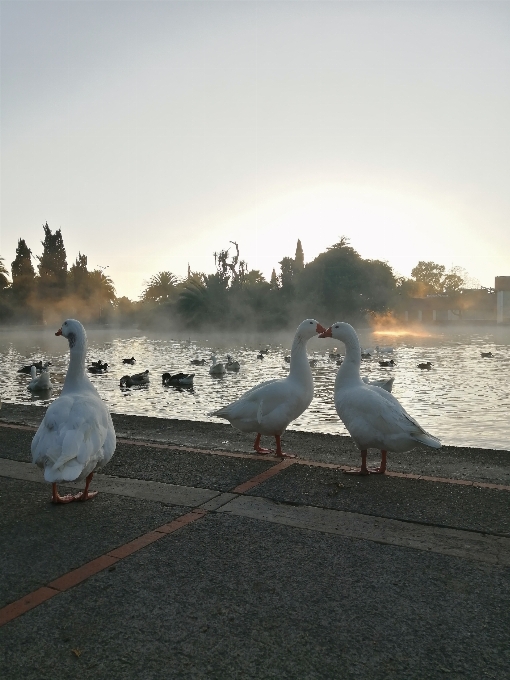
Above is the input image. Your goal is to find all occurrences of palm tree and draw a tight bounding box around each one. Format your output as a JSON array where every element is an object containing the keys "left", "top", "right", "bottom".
[
  {"left": 141, "top": 271, "right": 179, "bottom": 303},
  {"left": 0, "top": 256, "right": 9, "bottom": 289}
]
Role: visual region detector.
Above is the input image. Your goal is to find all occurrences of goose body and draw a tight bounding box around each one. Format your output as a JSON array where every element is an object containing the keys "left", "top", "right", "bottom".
[
  {"left": 123, "top": 357, "right": 136, "bottom": 364},
  {"left": 31, "top": 319, "right": 116, "bottom": 503},
  {"left": 480, "top": 352, "right": 493, "bottom": 358},
  {"left": 210, "top": 319, "right": 326, "bottom": 457},
  {"left": 418, "top": 362, "right": 433, "bottom": 370},
  {"left": 209, "top": 355, "right": 226, "bottom": 375},
  {"left": 319, "top": 322, "right": 440, "bottom": 474},
  {"left": 191, "top": 358, "right": 206, "bottom": 366},
  {"left": 361, "top": 376, "right": 394, "bottom": 392},
  {"left": 120, "top": 370, "right": 150, "bottom": 387},
  {"left": 28, "top": 365, "right": 52, "bottom": 391}
]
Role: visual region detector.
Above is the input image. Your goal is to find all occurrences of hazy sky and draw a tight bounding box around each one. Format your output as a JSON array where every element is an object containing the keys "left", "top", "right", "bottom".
[{"left": 1, "top": 1, "right": 509, "bottom": 299}]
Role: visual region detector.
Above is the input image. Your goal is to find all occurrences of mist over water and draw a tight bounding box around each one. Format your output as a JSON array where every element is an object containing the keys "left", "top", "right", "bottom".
[{"left": 1, "top": 325, "right": 510, "bottom": 451}]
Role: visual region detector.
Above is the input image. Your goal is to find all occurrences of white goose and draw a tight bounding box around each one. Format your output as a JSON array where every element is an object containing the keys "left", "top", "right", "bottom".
[
  {"left": 210, "top": 319, "right": 326, "bottom": 457},
  {"left": 362, "top": 376, "right": 394, "bottom": 392},
  {"left": 31, "top": 319, "right": 116, "bottom": 503},
  {"left": 319, "top": 322, "right": 440, "bottom": 474},
  {"left": 209, "top": 355, "right": 226, "bottom": 375},
  {"left": 28, "top": 365, "right": 52, "bottom": 391}
]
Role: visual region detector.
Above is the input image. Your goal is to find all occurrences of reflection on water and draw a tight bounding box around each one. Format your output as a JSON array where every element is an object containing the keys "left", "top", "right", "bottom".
[{"left": 1, "top": 325, "right": 510, "bottom": 450}]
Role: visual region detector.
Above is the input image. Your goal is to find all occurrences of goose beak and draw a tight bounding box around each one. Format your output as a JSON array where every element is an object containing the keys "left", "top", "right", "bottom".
[
  {"left": 316, "top": 323, "right": 327, "bottom": 335},
  {"left": 55, "top": 328, "right": 62, "bottom": 336},
  {"left": 318, "top": 326, "right": 332, "bottom": 338}
]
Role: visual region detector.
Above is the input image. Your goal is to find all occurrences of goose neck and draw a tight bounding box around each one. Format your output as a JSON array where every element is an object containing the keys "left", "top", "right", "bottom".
[
  {"left": 336, "top": 330, "right": 363, "bottom": 386},
  {"left": 63, "top": 344, "right": 87, "bottom": 390},
  {"left": 289, "top": 333, "right": 312, "bottom": 381}
]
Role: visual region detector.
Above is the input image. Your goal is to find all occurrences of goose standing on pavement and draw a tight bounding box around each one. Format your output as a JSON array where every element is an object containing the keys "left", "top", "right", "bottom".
[
  {"left": 210, "top": 319, "right": 326, "bottom": 458},
  {"left": 319, "top": 322, "right": 440, "bottom": 474},
  {"left": 31, "top": 319, "right": 116, "bottom": 503}
]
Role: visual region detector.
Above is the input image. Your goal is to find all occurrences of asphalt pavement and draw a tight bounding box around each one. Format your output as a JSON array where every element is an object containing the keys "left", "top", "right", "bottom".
[{"left": 0, "top": 404, "right": 509, "bottom": 680}]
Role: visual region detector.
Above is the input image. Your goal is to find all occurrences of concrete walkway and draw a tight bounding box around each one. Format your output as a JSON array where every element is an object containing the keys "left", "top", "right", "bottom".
[{"left": 0, "top": 413, "right": 509, "bottom": 679}]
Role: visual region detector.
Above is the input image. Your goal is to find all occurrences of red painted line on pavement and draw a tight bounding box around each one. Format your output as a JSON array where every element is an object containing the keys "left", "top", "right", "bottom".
[
  {"left": 0, "top": 509, "right": 206, "bottom": 629},
  {"left": 232, "top": 459, "right": 296, "bottom": 493},
  {"left": 0, "top": 422, "right": 37, "bottom": 432},
  {"left": 48, "top": 555, "right": 119, "bottom": 592},
  {"left": 0, "top": 587, "right": 59, "bottom": 627}
]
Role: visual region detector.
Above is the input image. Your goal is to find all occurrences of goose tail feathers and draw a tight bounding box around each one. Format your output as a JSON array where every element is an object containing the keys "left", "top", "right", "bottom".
[{"left": 412, "top": 432, "right": 441, "bottom": 449}]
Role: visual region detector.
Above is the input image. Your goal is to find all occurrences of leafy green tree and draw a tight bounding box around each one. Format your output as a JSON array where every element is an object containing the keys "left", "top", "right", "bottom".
[
  {"left": 11, "top": 239, "right": 36, "bottom": 304},
  {"left": 243, "top": 270, "right": 266, "bottom": 286},
  {"left": 69, "top": 253, "right": 90, "bottom": 298},
  {"left": 141, "top": 271, "right": 179, "bottom": 303},
  {"left": 298, "top": 236, "right": 397, "bottom": 320},
  {"left": 442, "top": 271, "right": 465, "bottom": 294},
  {"left": 410, "top": 261, "right": 446, "bottom": 294},
  {"left": 37, "top": 223, "right": 68, "bottom": 301},
  {"left": 279, "top": 256, "right": 296, "bottom": 290}
]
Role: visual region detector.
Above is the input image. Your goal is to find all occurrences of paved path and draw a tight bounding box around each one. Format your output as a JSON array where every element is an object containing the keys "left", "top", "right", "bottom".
[{"left": 0, "top": 417, "right": 509, "bottom": 679}]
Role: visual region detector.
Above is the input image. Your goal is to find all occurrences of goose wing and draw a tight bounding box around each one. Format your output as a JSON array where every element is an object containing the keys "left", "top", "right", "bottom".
[{"left": 32, "top": 393, "right": 116, "bottom": 483}]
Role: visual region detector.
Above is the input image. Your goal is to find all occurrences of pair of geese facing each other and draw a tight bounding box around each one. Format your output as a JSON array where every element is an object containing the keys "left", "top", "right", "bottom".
[
  {"left": 210, "top": 319, "right": 440, "bottom": 472},
  {"left": 32, "top": 317, "right": 440, "bottom": 505}
]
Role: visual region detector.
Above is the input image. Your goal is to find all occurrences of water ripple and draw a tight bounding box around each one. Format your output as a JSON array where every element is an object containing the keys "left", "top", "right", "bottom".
[{"left": 1, "top": 326, "right": 510, "bottom": 450}]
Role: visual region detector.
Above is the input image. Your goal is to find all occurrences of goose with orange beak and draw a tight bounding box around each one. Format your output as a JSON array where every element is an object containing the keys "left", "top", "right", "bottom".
[
  {"left": 32, "top": 319, "right": 116, "bottom": 503},
  {"left": 210, "top": 319, "right": 326, "bottom": 458},
  {"left": 319, "top": 322, "right": 440, "bottom": 474}
]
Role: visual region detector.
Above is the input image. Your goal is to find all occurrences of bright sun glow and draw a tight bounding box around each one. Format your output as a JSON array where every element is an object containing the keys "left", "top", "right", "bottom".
[{"left": 211, "top": 181, "right": 472, "bottom": 284}]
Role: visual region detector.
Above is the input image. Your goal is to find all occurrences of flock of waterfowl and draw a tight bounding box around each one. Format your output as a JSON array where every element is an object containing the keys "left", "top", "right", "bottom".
[{"left": 17, "top": 317, "right": 498, "bottom": 503}]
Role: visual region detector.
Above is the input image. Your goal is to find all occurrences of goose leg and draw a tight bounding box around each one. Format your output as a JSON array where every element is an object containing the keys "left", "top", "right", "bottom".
[
  {"left": 274, "top": 435, "right": 296, "bottom": 459},
  {"left": 343, "top": 450, "right": 370, "bottom": 475},
  {"left": 368, "top": 450, "right": 387, "bottom": 474},
  {"left": 254, "top": 433, "right": 272, "bottom": 454},
  {"left": 73, "top": 472, "right": 99, "bottom": 501},
  {"left": 51, "top": 483, "right": 75, "bottom": 504}
]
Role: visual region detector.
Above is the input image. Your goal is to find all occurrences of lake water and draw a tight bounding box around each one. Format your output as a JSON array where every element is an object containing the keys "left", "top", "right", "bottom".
[{"left": 1, "top": 324, "right": 510, "bottom": 450}]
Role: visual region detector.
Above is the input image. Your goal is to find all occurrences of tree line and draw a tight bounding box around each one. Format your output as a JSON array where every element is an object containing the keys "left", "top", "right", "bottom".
[{"left": 0, "top": 222, "right": 476, "bottom": 329}]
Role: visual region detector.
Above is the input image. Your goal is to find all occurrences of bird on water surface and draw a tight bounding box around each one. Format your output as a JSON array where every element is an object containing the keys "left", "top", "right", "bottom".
[
  {"left": 319, "top": 322, "right": 440, "bottom": 475},
  {"left": 210, "top": 319, "right": 326, "bottom": 458},
  {"left": 31, "top": 319, "right": 116, "bottom": 503}
]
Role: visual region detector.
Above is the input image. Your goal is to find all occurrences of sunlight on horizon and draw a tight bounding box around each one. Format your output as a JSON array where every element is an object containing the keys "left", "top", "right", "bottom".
[{"left": 124, "top": 180, "right": 487, "bottom": 300}]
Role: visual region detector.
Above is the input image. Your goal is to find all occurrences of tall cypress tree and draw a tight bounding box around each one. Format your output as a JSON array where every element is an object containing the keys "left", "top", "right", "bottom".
[
  {"left": 37, "top": 222, "right": 68, "bottom": 300},
  {"left": 11, "top": 239, "right": 36, "bottom": 303},
  {"left": 295, "top": 239, "right": 304, "bottom": 272}
]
